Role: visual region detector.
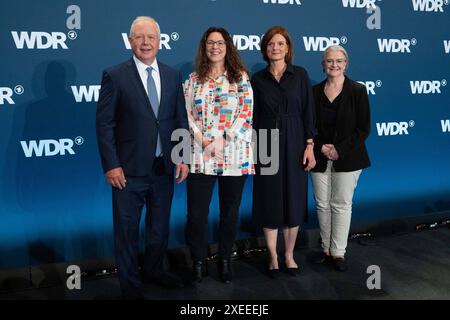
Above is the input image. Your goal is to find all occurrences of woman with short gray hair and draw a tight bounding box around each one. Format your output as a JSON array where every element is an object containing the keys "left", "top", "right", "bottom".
[{"left": 311, "top": 45, "right": 371, "bottom": 271}]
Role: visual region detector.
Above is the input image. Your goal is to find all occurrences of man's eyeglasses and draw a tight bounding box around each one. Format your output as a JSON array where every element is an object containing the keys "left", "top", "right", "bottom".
[{"left": 206, "top": 40, "right": 226, "bottom": 47}]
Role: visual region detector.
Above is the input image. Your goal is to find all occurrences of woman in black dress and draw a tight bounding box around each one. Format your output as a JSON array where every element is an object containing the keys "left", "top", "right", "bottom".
[{"left": 251, "top": 26, "right": 316, "bottom": 277}]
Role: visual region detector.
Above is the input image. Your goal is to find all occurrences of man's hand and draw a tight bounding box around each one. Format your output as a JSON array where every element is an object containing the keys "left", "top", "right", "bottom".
[
  {"left": 175, "top": 163, "right": 189, "bottom": 184},
  {"left": 106, "top": 167, "right": 126, "bottom": 190}
]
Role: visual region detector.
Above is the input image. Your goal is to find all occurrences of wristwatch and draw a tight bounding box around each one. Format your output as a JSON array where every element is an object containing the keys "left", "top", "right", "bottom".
[{"left": 306, "top": 141, "right": 314, "bottom": 147}]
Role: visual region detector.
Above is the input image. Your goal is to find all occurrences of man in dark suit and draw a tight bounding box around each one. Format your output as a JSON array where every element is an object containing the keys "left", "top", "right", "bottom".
[{"left": 96, "top": 16, "right": 189, "bottom": 299}]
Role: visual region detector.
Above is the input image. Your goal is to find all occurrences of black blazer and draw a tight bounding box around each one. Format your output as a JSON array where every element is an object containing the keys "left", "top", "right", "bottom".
[
  {"left": 312, "top": 76, "right": 371, "bottom": 172},
  {"left": 96, "top": 59, "right": 188, "bottom": 176}
]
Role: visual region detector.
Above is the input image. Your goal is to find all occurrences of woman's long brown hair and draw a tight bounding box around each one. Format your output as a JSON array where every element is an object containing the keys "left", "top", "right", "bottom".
[{"left": 195, "top": 27, "right": 248, "bottom": 84}]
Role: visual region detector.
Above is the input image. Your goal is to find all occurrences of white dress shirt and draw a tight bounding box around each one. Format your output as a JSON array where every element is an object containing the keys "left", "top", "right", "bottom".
[{"left": 133, "top": 55, "right": 161, "bottom": 103}]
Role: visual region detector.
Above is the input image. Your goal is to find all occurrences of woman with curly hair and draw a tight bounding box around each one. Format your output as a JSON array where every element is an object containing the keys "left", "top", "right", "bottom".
[{"left": 183, "top": 27, "right": 254, "bottom": 283}]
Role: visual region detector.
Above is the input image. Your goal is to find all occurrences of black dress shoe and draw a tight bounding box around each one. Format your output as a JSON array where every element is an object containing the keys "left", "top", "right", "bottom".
[
  {"left": 192, "top": 260, "right": 208, "bottom": 283},
  {"left": 145, "top": 272, "right": 184, "bottom": 288},
  {"left": 218, "top": 259, "right": 232, "bottom": 283}
]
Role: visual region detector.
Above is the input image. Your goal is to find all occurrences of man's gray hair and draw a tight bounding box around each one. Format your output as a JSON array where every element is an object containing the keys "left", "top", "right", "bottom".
[{"left": 129, "top": 16, "right": 160, "bottom": 38}]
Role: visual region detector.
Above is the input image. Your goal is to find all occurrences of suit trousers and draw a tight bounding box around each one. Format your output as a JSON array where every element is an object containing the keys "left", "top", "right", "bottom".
[
  {"left": 311, "top": 161, "right": 361, "bottom": 257},
  {"left": 112, "top": 158, "right": 174, "bottom": 297},
  {"left": 186, "top": 173, "right": 247, "bottom": 262}
]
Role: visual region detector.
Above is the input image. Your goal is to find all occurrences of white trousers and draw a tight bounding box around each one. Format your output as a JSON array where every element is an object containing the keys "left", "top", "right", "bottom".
[{"left": 311, "top": 161, "right": 361, "bottom": 257}]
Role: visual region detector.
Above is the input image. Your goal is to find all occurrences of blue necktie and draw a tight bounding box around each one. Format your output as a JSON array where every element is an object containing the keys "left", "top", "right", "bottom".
[{"left": 146, "top": 67, "right": 162, "bottom": 156}]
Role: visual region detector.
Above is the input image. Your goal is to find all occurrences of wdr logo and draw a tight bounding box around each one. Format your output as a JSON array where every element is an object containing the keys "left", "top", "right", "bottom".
[
  {"left": 341, "top": 0, "right": 378, "bottom": 8},
  {"left": 262, "top": 0, "right": 301, "bottom": 5},
  {"left": 410, "top": 79, "right": 446, "bottom": 94},
  {"left": 357, "top": 80, "right": 382, "bottom": 95},
  {"left": 441, "top": 119, "right": 450, "bottom": 132},
  {"left": 444, "top": 40, "right": 450, "bottom": 53},
  {"left": 0, "top": 85, "right": 24, "bottom": 105},
  {"left": 11, "top": 31, "right": 77, "bottom": 49},
  {"left": 20, "top": 137, "right": 84, "bottom": 158},
  {"left": 71, "top": 85, "right": 101, "bottom": 102},
  {"left": 412, "top": 0, "right": 448, "bottom": 12},
  {"left": 376, "top": 121, "right": 415, "bottom": 136},
  {"left": 303, "top": 36, "right": 348, "bottom": 52},
  {"left": 377, "top": 38, "right": 417, "bottom": 53},
  {"left": 122, "top": 32, "right": 179, "bottom": 50},
  {"left": 12, "top": 5, "right": 80, "bottom": 50},
  {"left": 233, "top": 35, "right": 262, "bottom": 51}
]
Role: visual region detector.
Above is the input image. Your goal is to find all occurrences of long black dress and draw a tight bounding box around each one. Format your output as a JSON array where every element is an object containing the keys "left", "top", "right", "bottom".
[{"left": 251, "top": 64, "right": 316, "bottom": 228}]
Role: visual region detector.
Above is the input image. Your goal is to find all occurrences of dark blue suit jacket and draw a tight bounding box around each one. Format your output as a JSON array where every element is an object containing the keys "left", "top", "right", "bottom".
[{"left": 96, "top": 58, "right": 188, "bottom": 176}]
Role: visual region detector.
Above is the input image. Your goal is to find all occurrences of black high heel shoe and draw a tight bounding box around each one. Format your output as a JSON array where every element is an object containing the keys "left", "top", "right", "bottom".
[
  {"left": 268, "top": 268, "right": 280, "bottom": 279},
  {"left": 267, "top": 262, "right": 280, "bottom": 279},
  {"left": 285, "top": 266, "right": 299, "bottom": 277}
]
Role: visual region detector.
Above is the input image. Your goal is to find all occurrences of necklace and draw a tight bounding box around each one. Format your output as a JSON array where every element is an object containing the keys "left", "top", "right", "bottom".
[{"left": 209, "top": 67, "right": 225, "bottom": 80}]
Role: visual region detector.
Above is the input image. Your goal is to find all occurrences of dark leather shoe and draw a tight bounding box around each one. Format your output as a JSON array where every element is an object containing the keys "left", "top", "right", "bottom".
[
  {"left": 333, "top": 257, "right": 348, "bottom": 272},
  {"left": 314, "top": 252, "right": 332, "bottom": 264},
  {"left": 145, "top": 272, "right": 184, "bottom": 288},
  {"left": 192, "top": 261, "right": 208, "bottom": 283},
  {"left": 218, "top": 259, "right": 232, "bottom": 283}
]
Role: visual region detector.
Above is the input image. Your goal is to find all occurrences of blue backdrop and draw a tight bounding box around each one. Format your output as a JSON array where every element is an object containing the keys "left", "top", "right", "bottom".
[{"left": 1, "top": 0, "right": 449, "bottom": 269}]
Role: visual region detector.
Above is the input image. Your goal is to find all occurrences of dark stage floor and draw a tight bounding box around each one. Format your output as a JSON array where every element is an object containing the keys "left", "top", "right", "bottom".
[{"left": 1, "top": 228, "right": 449, "bottom": 300}]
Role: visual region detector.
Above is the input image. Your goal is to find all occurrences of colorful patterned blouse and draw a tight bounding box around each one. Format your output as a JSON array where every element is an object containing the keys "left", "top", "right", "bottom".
[{"left": 183, "top": 71, "right": 255, "bottom": 176}]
